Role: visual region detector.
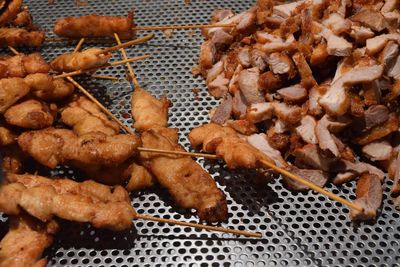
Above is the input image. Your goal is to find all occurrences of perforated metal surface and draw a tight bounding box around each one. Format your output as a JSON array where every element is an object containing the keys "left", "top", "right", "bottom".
[{"left": 3, "top": 0, "right": 399, "bottom": 266}]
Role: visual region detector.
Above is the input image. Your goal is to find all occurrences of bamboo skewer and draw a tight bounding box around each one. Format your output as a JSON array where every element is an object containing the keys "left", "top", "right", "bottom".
[
  {"left": 53, "top": 55, "right": 150, "bottom": 79},
  {"left": 94, "top": 34, "right": 154, "bottom": 56},
  {"left": 259, "top": 159, "right": 364, "bottom": 212},
  {"left": 73, "top": 37, "right": 85, "bottom": 53},
  {"left": 114, "top": 33, "right": 140, "bottom": 88},
  {"left": 8, "top": 46, "right": 19, "bottom": 55},
  {"left": 132, "top": 23, "right": 236, "bottom": 31},
  {"left": 136, "top": 214, "right": 261, "bottom": 238},
  {"left": 91, "top": 74, "right": 119, "bottom": 80}
]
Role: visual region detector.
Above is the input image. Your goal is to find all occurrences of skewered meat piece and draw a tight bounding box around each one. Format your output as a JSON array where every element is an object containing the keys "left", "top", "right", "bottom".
[
  {"left": 50, "top": 48, "right": 111, "bottom": 73},
  {"left": 189, "top": 123, "right": 273, "bottom": 169},
  {"left": 131, "top": 87, "right": 170, "bottom": 131},
  {"left": 282, "top": 166, "right": 329, "bottom": 192},
  {"left": 0, "top": 28, "right": 45, "bottom": 47},
  {"left": 10, "top": 7, "right": 33, "bottom": 28},
  {"left": 61, "top": 96, "right": 120, "bottom": 136},
  {"left": 0, "top": 0, "right": 22, "bottom": 26},
  {"left": 6, "top": 173, "right": 130, "bottom": 203},
  {"left": 0, "top": 77, "right": 30, "bottom": 113},
  {"left": 0, "top": 120, "right": 16, "bottom": 146},
  {"left": 17, "top": 128, "right": 141, "bottom": 169},
  {"left": 140, "top": 127, "right": 228, "bottom": 222},
  {"left": 54, "top": 12, "right": 135, "bottom": 39},
  {"left": 0, "top": 53, "right": 50, "bottom": 78},
  {"left": 0, "top": 182, "right": 135, "bottom": 231},
  {"left": 125, "top": 163, "right": 155, "bottom": 191},
  {"left": 0, "top": 215, "right": 58, "bottom": 267},
  {"left": 24, "top": 73, "right": 75, "bottom": 101},
  {"left": 4, "top": 99, "right": 56, "bottom": 129},
  {"left": 350, "top": 173, "right": 383, "bottom": 221}
]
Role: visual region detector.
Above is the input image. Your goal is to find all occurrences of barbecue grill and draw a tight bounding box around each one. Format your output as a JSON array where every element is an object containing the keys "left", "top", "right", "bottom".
[{"left": 1, "top": 0, "right": 399, "bottom": 266}]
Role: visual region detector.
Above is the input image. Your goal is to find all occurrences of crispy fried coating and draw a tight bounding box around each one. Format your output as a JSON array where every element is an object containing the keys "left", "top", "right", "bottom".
[
  {"left": 0, "top": 215, "right": 57, "bottom": 267},
  {"left": 0, "top": 120, "right": 16, "bottom": 146},
  {"left": 53, "top": 12, "right": 135, "bottom": 39},
  {"left": 17, "top": 128, "right": 141, "bottom": 168},
  {"left": 125, "top": 163, "right": 155, "bottom": 191},
  {"left": 0, "top": 182, "right": 135, "bottom": 231},
  {"left": 0, "top": 0, "right": 23, "bottom": 26},
  {"left": 131, "top": 87, "right": 170, "bottom": 131},
  {"left": 61, "top": 96, "right": 120, "bottom": 136},
  {"left": 189, "top": 123, "right": 273, "bottom": 169},
  {"left": 355, "top": 113, "right": 399, "bottom": 145},
  {"left": 11, "top": 8, "right": 33, "bottom": 28},
  {"left": 50, "top": 48, "right": 111, "bottom": 72},
  {"left": 0, "top": 28, "right": 45, "bottom": 47},
  {"left": 0, "top": 77, "right": 30, "bottom": 113},
  {"left": 1, "top": 145, "right": 25, "bottom": 173},
  {"left": 0, "top": 53, "right": 50, "bottom": 78},
  {"left": 4, "top": 99, "right": 55, "bottom": 129},
  {"left": 141, "top": 127, "right": 227, "bottom": 222},
  {"left": 25, "top": 73, "right": 75, "bottom": 101}
]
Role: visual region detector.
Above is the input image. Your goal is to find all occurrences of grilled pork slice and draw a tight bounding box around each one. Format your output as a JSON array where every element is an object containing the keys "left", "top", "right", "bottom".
[{"left": 282, "top": 166, "right": 329, "bottom": 191}]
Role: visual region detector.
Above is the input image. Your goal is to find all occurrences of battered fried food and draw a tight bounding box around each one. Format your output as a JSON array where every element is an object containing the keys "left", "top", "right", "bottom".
[
  {"left": 50, "top": 48, "right": 112, "bottom": 72},
  {"left": 0, "top": 215, "right": 58, "bottom": 267},
  {"left": 0, "top": 182, "right": 135, "bottom": 231},
  {"left": 6, "top": 173, "right": 130, "bottom": 203},
  {"left": 24, "top": 73, "right": 75, "bottom": 101},
  {"left": 0, "top": 28, "right": 45, "bottom": 47},
  {"left": 0, "top": 120, "right": 16, "bottom": 146},
  {"left": 0, "top": 53, "right": 50, "bottom": 78},
  {"left": 131, "top": 87, "right": 170, "bottom": 131},
  {"left": 1, "top": 145, "right": 25, "bottom": 173},
  {"left": 0, "top": 0, "right": 23, "bottom": 26},
  {"left": 0, "top": 77, "right": 30, "bottom": 113},
  {"left": 189, "top": 123, "right": 273, "bottom": 169},
  {"left": 140, "top": 127, "right": 228, "bottom": 222},
  {"left": 54, "top": 12, "right": 135, "bottom": 39},
  {"left": 10, "top": 7, "right": 33, "bottom": 28},
  {"left": 18, "top": 128, "right": 141, "bottom": 169},
  {"left": 61, "top": 96, "right": 120, "bottom": 136},
  {"left": 125, "top": 163, "right": 155, "bottom": 191},
  {"left": 4, "top": 99, "right": 55, "bottom": 129}
]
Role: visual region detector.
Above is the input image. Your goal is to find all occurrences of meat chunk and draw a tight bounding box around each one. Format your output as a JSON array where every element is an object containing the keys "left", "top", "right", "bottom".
[
  {"left": 189, "top": 123, "right": 274, "bottom": 169},
  {"left": 246, "top": 133, "right": 287, "bottom": 167},
  {"left": 362, "top": 140, "right": 393, "bottom": 161},
  {"left": 50, "top": 48, "right": 111, "bottom": 72},
  {"left": 350, "top": 173, "right": 383, "bottom": 221},
  {"left": 319, "top": 64, "right": 384, "bottom": 116},
  {"left": 315, "top": 115, "right": 348, "bottom": 157},
  {"left": 366, "top": 33, "right": 400, "bottom": 55},
  {"left": 25, "top": 73, "right": 75, "bottom": 101},
  {"left": 266, "top": 52, "right": 295, "bottom": 76},
  {"left": 140, "top": 127, "right": 227, "bottom": 223},
  {"left": 0, "top": 28, "right": 45, "bottom": 47},
  {"left": 61, "top": 96, "right": 120, "bottom": 136},
  {"left": 272, "top": 102, "right": 302, "bottom": 125},
  {"left": 18, "top": 128, "right": 141, "bottom": 169},
  {"left": 319, "top": 27, "right": 353, "bottom": 57},
  {"left": 364, "top": 105, "right": 389, "bottom": 130},
  {"left": 211, "top": 94, "right": 233, "bottom": 124},
  {"left": 294, "top": 143, "right": 337, "bottom": 171},
  {"left": 295, "top": 115, "right": 318, "bottom": 144},
  {"left": 355, "top": 113, "right": 398, "bottom": 145},
  {"left": 283, "top": 166, "right": 329, "bottom": 191},
  {"left": 238, "top": 67, "right": 265, "bottom": 104},
  {"left": 292, "top": 52, "right": 317, "bottom": 89},
  {"left": 0, "top": 77, "right": 30, "bottom": 113},
  {"left": 277, "top": 84, "right": 308, "bottom": 103},
  {"left": 4, "top": 99, "right": 55, "bottom": 129},
  {"left": 125, "top": 163, "right": 155, "bottom": 192},
  {"left": 131, "top": 87, "right": 170, "bottom": 131},
  {"left": 246, "top": 102, "right": 274, "bottom": 123},
  {"left": 54, "top": 12, "right": 135, "bottom": 39},
  {"left": 333, "top": 160, "right": 385, "bottom": 181},
  {"left": 0, "top": 215, "right": 56, "bottom": 267},
  {"left": 350, "top": 9, "right": 387, "bottom": 32},
  {"left": 0, "top": 53, "right": 50, "bottom": 78},
  {"left": 0, "top": 0, "right": 22, "bottom": 26},
  {"left": 226, "top": 119, "right": 258, "bottom": 135}
]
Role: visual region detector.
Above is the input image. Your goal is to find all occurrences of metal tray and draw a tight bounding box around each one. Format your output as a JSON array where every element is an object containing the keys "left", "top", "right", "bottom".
[{"left": 1, "top": 0, "right": 399, "bottom": 266}]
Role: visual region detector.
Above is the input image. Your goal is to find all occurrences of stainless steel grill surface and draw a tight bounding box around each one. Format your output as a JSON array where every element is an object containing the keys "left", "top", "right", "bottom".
[{"left": 1, "top": 0, "right": 399, "bottom": 266}]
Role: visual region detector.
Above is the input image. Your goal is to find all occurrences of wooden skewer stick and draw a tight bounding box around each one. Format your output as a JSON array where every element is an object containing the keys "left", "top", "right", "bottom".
[
  {"left": 133, "top": 23, "right": 236, "bottom": 31},
  {"left": 8, "top": 46, "right": 19, "bottom": 55},
  {"left": 73, "top": 38, "right": 85, "bottom": 53},
  {"left": 53, "top": 55, "right": 150, "bottom": 79},
  {"left": 136, "top": 214, "right": 261, "bottom": 238},
  {"left": 259, "top": 159, "right": 364, "bottom": 212},
  {"left": 95, "top": 34, "right": 154, "bottom": 56},
  {"left": 91, "top": 74, "right": 119, "bottom": 80},
  {"left": 114, "top": 33, "right": 140, "bottom": 88},
  {"left": 137, "top": 147, "right": 218, "bottom": 159}
]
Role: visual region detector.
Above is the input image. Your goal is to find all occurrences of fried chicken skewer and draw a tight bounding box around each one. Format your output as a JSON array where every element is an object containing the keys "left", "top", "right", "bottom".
[{"left": 1, "top": 173, "right": 260, "bottom": 237}]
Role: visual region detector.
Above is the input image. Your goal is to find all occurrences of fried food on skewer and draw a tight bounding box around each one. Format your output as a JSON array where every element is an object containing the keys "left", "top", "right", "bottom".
[
  {"left": 0, "top": 28, "right": 45, "bottom": 47},
  {"left": 61, "top": 96, "right": 120, "bottom": 136},
  {"left": 0, "top": 182, "right": 135, "bottom": 231},
  {"left": 24, "top": 73, "right": 75, "bottom": 101},
  {"left": 0, "top": 77, "right": 30, "bottom": 113},
  {"left": 0, "top": 120, "right": 17, "bottom": 146},
  {"left": 17, "top": 127, "right": 141, "bottom": 169},
  {"left": 10, "top": 7, "right": 32, "bottom": 28},
  {"left": 53, "top": 12, "right": 135, "bottom": 39},
  {"left": 0, "top": 215, "right": 58, "bottom": 267},
  {"left": 132, "top": 89, "right": 228, "bottom": 222},
  {"left": 4, "top": 99, "right": 56, "bottom": 129},
  {"left": 50, "top": 48, "right": 112, "bottom": 72},
  {"left": 0, "top": 0, "right": 23, "bottom": 26},
  {"left": 0, "top": 53, "right": 50, "bottom": 78},
  {"left": 131, "top": 87, "right": 170, "bottom": 131}
]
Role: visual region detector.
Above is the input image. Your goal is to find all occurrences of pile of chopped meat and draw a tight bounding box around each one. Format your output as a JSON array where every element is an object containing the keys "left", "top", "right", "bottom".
[{"left": 195, "top": 0, "right": 400, "bottom": 220}]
